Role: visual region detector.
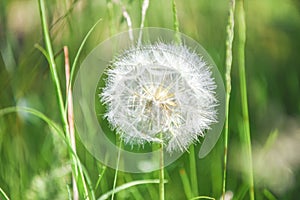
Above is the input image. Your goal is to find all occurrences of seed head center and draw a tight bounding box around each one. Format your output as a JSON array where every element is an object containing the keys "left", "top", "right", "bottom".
[{"left": 144, "top": 85, "right": 177, "bottom": 116}]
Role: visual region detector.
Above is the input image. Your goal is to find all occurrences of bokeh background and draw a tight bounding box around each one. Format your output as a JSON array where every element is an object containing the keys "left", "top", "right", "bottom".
[{"left": 0, "top": 0, "right": 300, "bottom": 199}]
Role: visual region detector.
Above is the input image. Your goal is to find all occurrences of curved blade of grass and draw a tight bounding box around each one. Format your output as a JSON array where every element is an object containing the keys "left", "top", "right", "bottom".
[
  {"left": 69, "top": 18, "right": 102, "bottom": 88},
  {"left": 38, "top": 0, "right": 93, "bottom": 198},
  {"left": 0, "top": 106, "right": 64, "bottom": 138},
  {"left": 190, "top": 196, "right": 215, "bottom": 200},
  {"left": 222, "top": 0, "right": 236, "bottom": 199},
  {"left": 0, "top": 106, "right": 94, "bottom": 199},
  {"left": 64, "top": 18, "right": 102, "bottom": 114},
  {"left": 0, "top": 187, "right": 10, "bottom": 200},
  {"left": 34, "top": 43, "right": 51, "bottom": 64},
  {"left": 98, "top": 179, "right": 165, "bottom": 200}
]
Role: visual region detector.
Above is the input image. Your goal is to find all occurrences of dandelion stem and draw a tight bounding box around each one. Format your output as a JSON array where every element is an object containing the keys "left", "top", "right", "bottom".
[
  {"left": 236, "top": 1, "right": 255, "bottom": 199},
  {"left": 159, "top": 133, "right": 165, "bottom": 200},
  {"left": 222, "top": 0, "right": 235, "bottom": 199}
]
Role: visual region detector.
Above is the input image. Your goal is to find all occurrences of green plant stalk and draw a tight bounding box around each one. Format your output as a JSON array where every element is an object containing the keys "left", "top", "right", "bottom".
[
  {"left": 38, "top": 0, "right": 66, "bottom": 128},
  {"left": 171, "top": 0, "right": 181, "bottom": 43},
  {"left": 0, "top": 106, "right": 94, "bottom": 199},
  {"left": 37, "top": 0, "right": 91, "bottom": 199},
  {"left": 236, "top": 1, "right": 255, "bottom": 200},
  {"left": 111, "top": 142, "right": 122, "bottom": 200},
  {"left": 0, "top": 186, "right": 10, "bottom": 200},
  {"left": 179, "top": 168, "right": 193, "bottom": 199},
  {"left": 189, "top": 145, "right": 199, "bottom": 196},
  {"left": 159, "top": 133, "right": 165, "bottom": 200},
  {"left": 222, "top": 0, "right": 235, "bottom": 199}
]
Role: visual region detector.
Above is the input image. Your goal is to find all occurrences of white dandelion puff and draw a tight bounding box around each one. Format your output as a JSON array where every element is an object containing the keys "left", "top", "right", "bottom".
[{"left": 100, "top": 42, "right": 218, "bottom": 153}]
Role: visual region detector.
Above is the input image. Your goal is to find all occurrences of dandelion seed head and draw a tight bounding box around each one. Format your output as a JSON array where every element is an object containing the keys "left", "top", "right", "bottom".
[{"left": 100, "top": 42, "right": 218, "bottom": 153}]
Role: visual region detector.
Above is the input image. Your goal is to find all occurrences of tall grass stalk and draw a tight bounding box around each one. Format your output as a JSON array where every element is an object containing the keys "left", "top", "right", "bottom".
[
  {"left": 111, "top": 142, "right": 122, "bottom": 200},
  {"left": 64, "top": 46, "right": 79, "bottom": 200},
  {"left": 236, "top": 1, "right": 255, "bottom": 199},
  {"left": 171, "top": 0, "right": 181, "bottom": 43},
  {"left": 138, "top": 0, "right": 149, "bottom": 45},
  {"left": 37, "top": 0, "right": 92, "bottom": 198},
  {"left": 222, "top": 0, "right": 235, "bottom": 199}
]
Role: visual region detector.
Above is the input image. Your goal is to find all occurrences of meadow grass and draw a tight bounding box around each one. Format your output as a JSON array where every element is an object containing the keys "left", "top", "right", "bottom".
[{"left": 0, "top": 0, "right": 300, "bottom": 199}]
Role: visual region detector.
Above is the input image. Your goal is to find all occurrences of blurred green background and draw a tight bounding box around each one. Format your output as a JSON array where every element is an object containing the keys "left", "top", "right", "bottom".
[{"left": 0, "top": 0, "right": 300, "bottom": 199}]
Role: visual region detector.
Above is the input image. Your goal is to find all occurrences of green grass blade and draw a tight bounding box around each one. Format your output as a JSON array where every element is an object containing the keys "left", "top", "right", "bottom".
[
  {"left": 222, "top": 0, "right": 236, "bottom": 199},
  {"left": 64, "top": 18, "right": 102, "bottom": 114},
  {"left": 95, "top": 165, "right": 107, "bottom": 191},
  {"left": 0, "top": 106, "right": 94, "bottom": 200},
  {"left": 236, "top": 1, "right": 255, "bottom": 199},
  {"left": 38, "top": 0, "right": 66, "bottom": 126},
  {"left": 98, "top": 180, "right": 164, "bottom": 200},
  {"left": 0, "top": 186, "right": 10, "bottom": 200},
  {"left": 171, "top": 0, "right": 181, "bottom": 43},
  {"left": 189, "top": 145, "right": 199, "bottom": 196},
  {"left": 38, "top": 1, "right": 93, "bottom": 198},
  {"left": 34, "top": 43, "right": 50, "bottom": 64},
  {"left": 111, "top": 142, "right": 122, "bottom": 200},
  {"left": 179, "top": 168, "right": 193, "bottom": 199},
  {"left": 69, "top": 18, "right": 102, "bottom": 87},
  {"left": 190, "top": 196, "right": 216, "bottom": 200},
  {"left": 0, "top": 106, "right": 64, "bottom": 138}
]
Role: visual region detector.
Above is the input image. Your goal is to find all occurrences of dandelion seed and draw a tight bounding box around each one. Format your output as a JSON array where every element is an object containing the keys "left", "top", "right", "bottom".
[{"left": 100, "top": 42, "right": 218, "bottom": 153}]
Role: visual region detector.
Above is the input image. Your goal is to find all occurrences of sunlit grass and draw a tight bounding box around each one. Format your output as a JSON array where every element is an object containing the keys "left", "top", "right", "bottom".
[{"left": 0, "top": 0, "right": 300, "bottom": 199}]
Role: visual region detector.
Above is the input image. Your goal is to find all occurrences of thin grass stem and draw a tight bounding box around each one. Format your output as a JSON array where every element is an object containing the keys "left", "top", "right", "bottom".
[
  {"left": 222, "top": 0, "right": 236, "bottom": 199},
  {"left": 236, "top": 1, "right": 255, "bottom": 199},
  {"left": 111, "top": 142, "right": 122, "bottom": 200},
  {"left": 138, "top": 0, "right": 149, "bottom": 46},
  {"left": 37, "top": 1, "right": 92, "bottom": 198},
  {"left": 38, "top": 0, "right": 66, "bottom": 127},
  {"left": 171, "top": 0, "right": 181, "bottom": 43},
  {"left": 189, "top": 145, "right": 199, "bottom": 196},
  {"left": 179, "top": 168, "right": 193, "bottom": 199},
  {"left": 64, "top": 46, "right": 79, "bottom": 200}
]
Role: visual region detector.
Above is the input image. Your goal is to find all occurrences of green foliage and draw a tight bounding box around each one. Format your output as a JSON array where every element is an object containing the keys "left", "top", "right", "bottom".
[{"left": 1, "top": 0, "right": 300, "bottom": 199}]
